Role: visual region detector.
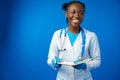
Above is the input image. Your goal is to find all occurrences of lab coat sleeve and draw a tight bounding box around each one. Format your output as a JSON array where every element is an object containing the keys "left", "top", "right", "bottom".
[
  {"left": 86, "top": 33, "right": 101, "bottom": 69},
  {"left": 47, "top": 31, "right": 59, "bottom": 69}
]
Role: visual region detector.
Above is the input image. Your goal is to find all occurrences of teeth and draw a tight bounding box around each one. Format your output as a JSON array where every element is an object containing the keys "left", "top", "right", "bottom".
[{"left": 73, "top": 20, "right": 79, "bottom": 23}]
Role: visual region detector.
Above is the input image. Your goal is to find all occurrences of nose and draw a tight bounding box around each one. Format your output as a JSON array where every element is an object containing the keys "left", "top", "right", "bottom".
[{"left": 74, "top": 12, "right": 79, "bottom": 17}]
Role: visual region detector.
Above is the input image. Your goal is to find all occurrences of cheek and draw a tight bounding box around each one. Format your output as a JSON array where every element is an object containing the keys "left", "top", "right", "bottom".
[
  {"left": 67, "top": 15, "right": 73, "bottom": 21},
  {"left": 68, "top": 18, "right": 73, "bottom": 24},
  {"left": 80, "top": 15, "right": 84, "bottom": 19},
  {"left": 67, "top": 17, "right": 71, "bottom": 23}
]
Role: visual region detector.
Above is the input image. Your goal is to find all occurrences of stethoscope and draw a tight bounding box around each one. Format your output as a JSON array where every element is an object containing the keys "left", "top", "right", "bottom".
[{"left": 58, "top": 27, "right": 86, "bottom": 59}]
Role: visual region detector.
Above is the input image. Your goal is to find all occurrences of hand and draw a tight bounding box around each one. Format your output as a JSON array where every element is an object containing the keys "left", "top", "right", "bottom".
[
  {"left": 73, "top": 59, "right": 87, "bottom": 70},
  {"left": 51, "top": 57, "right": 61, "bottom": 69}
]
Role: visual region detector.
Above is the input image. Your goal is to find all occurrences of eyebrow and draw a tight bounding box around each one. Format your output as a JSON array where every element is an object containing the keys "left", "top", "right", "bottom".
[{"left": 68, "top": 9, "right": 84, "bottom": 12}]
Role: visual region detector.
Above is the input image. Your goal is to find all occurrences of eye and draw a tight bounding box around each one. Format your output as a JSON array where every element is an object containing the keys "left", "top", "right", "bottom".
[
  {"left": 70, "top": 11, "right": 76, "bottom": 14},
  {"left": 79, "top": 10, "right": 84, "bottom": 15},
  {"left": 80, "top": 12, "right": 84, "bottom": 15}
]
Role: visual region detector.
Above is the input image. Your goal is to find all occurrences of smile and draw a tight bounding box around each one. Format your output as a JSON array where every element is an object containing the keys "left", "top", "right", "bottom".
[{"left": 72, "top": 19, "right": 80, "bottom": 23}]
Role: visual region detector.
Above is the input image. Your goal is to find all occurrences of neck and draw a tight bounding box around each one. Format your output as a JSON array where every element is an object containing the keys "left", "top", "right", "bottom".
[{"left": 68, "top": 26, "right": 81, "bottom": 34}]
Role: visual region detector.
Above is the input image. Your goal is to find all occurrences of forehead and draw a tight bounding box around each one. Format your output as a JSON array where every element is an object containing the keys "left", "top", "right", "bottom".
[{"left": 67, "top": 3, "right": 84, "bottom": 11}]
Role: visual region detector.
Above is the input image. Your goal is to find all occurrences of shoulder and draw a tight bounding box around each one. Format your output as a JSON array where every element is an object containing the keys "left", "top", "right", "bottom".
[
  {"left": 54, "top": 29, "right": 62, "bottom": 35},
  {"left": 52, "top": 28, "right": 64, "bottom": 38},
  {"left": 83, "top": 28, "right": 98, "bottom": 39}
]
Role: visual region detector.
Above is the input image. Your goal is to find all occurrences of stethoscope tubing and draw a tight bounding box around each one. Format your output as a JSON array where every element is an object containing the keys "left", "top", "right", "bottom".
[{"left": 59, "top": 27, "right": 86, "bottom": 59}]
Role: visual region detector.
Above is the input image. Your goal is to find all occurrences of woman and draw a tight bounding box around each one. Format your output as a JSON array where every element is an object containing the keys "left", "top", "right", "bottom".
[{"left": 47, "top": 1, "right": 101, "bottom": 80}]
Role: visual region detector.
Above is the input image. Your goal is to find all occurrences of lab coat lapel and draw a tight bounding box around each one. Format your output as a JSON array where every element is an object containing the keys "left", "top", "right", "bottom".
[
  {"left": 73, "top": 32, "right": 82, "bottom": 48},
  {"left": 66, "top": 34, "right": 73, "bottom": 50}
]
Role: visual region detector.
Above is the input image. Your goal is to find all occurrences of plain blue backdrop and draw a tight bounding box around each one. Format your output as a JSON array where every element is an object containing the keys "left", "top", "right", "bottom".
[{"left": 0, "top": 0, "right": 120, "bottom": 80}]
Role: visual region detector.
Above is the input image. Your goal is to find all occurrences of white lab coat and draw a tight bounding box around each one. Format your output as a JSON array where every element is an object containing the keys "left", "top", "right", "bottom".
[{"left": 47, "top": 28, "right": 101, "bottom": 80}]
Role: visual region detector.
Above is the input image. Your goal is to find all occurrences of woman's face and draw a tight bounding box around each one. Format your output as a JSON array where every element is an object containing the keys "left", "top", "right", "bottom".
[{"left": 66, "top": 3, "right": 84, "bottom": 28}]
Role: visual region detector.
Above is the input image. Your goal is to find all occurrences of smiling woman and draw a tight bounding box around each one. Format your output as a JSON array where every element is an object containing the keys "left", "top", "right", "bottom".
[
  {"left": 47, "top": 1, "right": 101, "bottom": 80},
  {"left": 65, "top": 1, "right": 85, "bottom": 34},
  {"left": 0, "top": 0, "right": 120, "bottom": 80}
]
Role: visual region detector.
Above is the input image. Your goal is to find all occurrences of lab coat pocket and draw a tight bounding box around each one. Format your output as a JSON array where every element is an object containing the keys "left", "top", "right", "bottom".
[{"left": 83, "top": 69, "right": 92, "bottom": 80}]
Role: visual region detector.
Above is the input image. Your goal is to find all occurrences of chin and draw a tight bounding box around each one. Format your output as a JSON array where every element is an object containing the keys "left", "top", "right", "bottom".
[
  {"left": 72, "top": 22, "right": 80, "bottom": 27},
  {"left": 72, "top": 24, "right": 80, "bottom": 28}
]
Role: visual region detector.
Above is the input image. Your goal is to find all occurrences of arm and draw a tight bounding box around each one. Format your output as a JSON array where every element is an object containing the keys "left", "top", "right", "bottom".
[
  {"left": 86, "top": 33, "right": 101, "bottom": 69},
  {"left": 47, "top": 31, "right": 60, "bottom": 69}
]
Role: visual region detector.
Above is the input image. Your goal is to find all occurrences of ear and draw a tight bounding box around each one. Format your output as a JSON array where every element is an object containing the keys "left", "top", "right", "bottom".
[{"left": 65, "top": 12, "right": 68, "bottom": 18}]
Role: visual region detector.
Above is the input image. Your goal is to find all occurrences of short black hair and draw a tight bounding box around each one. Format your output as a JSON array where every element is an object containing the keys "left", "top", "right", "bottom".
[{"left": 62, "top": 0, "right": 85, "bottom": 11}]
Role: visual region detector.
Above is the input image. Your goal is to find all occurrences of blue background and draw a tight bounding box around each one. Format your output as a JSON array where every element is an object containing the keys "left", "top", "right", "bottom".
[{"left": 0, "top": 0, "right": 120, "bottom": 80}]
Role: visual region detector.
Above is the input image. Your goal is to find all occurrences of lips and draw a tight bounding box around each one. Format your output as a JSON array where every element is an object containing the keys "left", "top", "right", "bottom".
[{"left": 72, "top": 19, "right": 80, "bottom": 23}]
